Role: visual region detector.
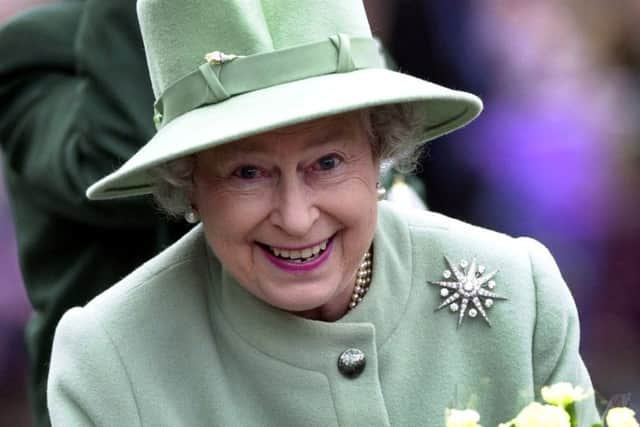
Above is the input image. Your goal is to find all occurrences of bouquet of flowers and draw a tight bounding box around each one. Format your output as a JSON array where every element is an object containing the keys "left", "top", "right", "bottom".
[{"left": 445, "top": 383, "right": 639, "bottom": 427}]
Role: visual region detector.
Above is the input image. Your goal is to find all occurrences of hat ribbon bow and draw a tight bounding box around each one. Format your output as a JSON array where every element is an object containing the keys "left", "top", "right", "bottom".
[{"left": 153, "top": 34, "right": 386, "bottom": 129}]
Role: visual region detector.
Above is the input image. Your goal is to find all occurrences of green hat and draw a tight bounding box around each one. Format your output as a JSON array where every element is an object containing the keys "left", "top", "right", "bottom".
[{"left": 87, "top": 0, "right": 482, "bottom": 200}]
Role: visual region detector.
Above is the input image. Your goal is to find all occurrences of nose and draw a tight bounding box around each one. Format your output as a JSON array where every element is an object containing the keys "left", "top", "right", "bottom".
[{"left": 269, "top": 173, "right": 319, "bottom": 237}]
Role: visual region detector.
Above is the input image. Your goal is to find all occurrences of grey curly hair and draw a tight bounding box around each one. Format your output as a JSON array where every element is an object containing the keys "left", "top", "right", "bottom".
[{"left": 150, "top": 103, "right": 425, "bottom": 217}]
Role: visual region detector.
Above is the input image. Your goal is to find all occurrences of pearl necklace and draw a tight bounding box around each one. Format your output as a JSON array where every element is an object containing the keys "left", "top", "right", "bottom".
[{"left": 348, "top": 248, "right": 372, "bottom": 311}]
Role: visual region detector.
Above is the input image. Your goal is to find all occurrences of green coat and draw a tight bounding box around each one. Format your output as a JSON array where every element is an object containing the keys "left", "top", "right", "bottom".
[
  {"left": 0, "top": 2, "right": 189, "bottom": 425},
  {"left": 48, "top": 202, "right": 599, "bottom": 426}
]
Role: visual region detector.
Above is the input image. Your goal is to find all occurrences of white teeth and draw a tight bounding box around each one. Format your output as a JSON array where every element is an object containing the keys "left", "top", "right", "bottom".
[
  {"left": 268, "top": 239, "right": 329, "bottom": 261},
  {"left": 289, "top": 250, "right": 301, "bottom": 260}
]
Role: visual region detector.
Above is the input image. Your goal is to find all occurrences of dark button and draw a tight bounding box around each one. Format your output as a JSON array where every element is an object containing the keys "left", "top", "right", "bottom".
[{"left": 337, "top": 348, "right": 366, "bottom": 378}]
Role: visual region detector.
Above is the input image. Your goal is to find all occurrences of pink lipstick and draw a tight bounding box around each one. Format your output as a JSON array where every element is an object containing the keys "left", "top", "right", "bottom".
[{"left": 261, "top": 237, "right": 334, "bottom": 272}]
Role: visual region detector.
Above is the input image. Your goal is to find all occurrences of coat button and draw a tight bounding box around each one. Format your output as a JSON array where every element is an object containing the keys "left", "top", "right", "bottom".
[{"left": 337, "top": 348, "right": 366, "bottom": 378}]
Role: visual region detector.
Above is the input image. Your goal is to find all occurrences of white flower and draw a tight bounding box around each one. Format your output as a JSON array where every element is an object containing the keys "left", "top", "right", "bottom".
[
  {"left": 606, "top": 407, "right": 640, "bottom": 427},
  {"left": 541, "top": 383, "right": 590, "bottom": 407},
  {"left": 386, "top": 176, "right": 427, "bottom": 210},
  {"left": 498, "top": 402, "right": 570, "bottom": 427},
  {"left": 445, "top": 408, "right": 482, "bottom": 427}
]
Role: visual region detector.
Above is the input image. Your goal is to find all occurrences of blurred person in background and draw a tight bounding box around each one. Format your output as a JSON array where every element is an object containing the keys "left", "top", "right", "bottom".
[
  {"left": 390, "top": 0, "right": 640, "bottom": 411},
  {"left": 0, "top": 1, "right": 190, "bottom": 425},
  {"left": 466, "top": 0, "right": 640, "bottom": 405},
  {"left": 565, "top": 0, "right": 640, "bottom": 404}
]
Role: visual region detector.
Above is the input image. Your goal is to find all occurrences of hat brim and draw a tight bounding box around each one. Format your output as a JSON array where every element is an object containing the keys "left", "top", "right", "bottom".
[{"left": 87, "top": 68, "right": 482, "bottom": 199}]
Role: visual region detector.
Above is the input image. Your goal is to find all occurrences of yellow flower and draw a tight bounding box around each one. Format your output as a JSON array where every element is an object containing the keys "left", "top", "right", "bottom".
[
  {"left": 541, "top": 382, "right": 590, "bottom": 407},
  {"left": 606, "top": 407, "right": 640, "bottom": 427},
  {"left": 498, "top": 402, "right": 570, "bottom": 427},
  {"left": 445, "top": 408, "right": 482, "bottom": 427}
]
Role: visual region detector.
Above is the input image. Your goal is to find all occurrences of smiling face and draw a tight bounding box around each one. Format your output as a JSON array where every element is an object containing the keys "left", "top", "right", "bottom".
[{"left": 190, "top": 112, "right": 380, "bottom": 321}]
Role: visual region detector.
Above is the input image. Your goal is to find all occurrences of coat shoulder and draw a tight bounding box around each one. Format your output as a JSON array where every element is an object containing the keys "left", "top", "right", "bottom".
[
  {"left": 378, "top": 202, "right": 577, "bottom": 330},
  {"left": 380, "top": 202, "right": 521, "bottom": 259},
  {"left": 81, "top": 226, "right": 210, "bottom": 325}
]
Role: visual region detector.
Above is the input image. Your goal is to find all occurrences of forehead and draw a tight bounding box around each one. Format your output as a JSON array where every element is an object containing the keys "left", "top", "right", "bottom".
[{"left": 203, "top": 112, "right": 367, "bottom": 158}]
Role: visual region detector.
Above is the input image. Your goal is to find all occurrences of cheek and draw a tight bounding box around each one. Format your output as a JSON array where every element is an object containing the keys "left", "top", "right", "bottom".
[
  {"left": 193, "top": 179, "right": 271, "bottom": 248},
  {"left": 194, "top": 187, "right": 228, "bottom": 228},
  {"left": 192, "top": 182, "right": 241, "bottom": 240},
  {"left": 323, "top": 176, "right": 378, "bottom": 231},
  {"left": 199, "top": 197, "right": 250, "bottom": 239},
  {"left": 197, "top": 195, "right": 259, "bottom": 280},
  {"left": 193, "top": 174, "right": 243, "bottom": 222},
  {"left": 340, "top": 166, "right": 379, "bottom": 236}
]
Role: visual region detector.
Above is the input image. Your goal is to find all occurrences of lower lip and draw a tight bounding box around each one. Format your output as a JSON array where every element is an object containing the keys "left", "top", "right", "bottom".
[{"left": 261, "top": 238, "right": 334, "bottom": 273}]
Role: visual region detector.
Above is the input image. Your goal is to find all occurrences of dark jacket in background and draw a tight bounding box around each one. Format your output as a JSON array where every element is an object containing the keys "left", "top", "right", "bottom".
[{"left": 0, "top": 1, "right": 189, "bottom": 425}]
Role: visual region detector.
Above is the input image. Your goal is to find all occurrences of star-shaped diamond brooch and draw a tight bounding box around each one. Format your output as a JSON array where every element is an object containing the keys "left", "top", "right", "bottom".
[{"left": 428, "top": 256, "right": 507, "bottom": 328}]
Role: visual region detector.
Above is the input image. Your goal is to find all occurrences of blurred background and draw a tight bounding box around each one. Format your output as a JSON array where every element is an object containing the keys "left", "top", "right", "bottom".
[{"left": 1, "top": 0, "right": 639, "bottom": 425}]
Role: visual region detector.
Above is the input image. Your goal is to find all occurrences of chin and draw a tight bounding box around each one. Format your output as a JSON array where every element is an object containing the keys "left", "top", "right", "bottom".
[{"left": 262, "top": 281, "right": 344, "bottom": 313}]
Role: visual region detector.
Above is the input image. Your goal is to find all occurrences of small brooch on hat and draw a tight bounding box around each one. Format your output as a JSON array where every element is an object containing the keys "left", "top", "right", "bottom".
[
  {"left": 204, "top": 51, "right": 240, "bottom": 64},
  {"left": 428, "top": 256, "right": 507, "bottom": 328}
]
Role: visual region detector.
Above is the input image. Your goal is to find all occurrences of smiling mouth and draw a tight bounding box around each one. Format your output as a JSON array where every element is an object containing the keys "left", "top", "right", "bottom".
[{"left": 259, "top": 237, "right": 332, "bottom": 263}]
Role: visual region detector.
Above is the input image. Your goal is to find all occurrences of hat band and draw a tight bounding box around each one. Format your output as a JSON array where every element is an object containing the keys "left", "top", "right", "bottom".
[{"left": 153, "top": 34, "right": 386, "bottom": 129}]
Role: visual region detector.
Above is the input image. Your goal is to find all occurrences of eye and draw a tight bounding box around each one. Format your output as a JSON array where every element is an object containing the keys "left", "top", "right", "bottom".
[
  {"left": 233, "top": 165, "right": 264, "bottom": 179},
  {"left": 313, "top": 154, "right": 342, "bottom": 171}
]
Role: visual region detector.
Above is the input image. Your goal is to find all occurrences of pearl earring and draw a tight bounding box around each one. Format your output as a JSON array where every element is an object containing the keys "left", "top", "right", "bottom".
[{"left": 184, "top": 209, "right": 200, "bottom": 224}]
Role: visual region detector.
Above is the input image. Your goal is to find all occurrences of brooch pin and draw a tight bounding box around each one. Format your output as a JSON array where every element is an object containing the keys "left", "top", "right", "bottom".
[
  {"left": 428, "top": 256, "right": 507, "bottom": 328},
  {"left": 204, "top": 51, "right": 240, "bottom": 64}
]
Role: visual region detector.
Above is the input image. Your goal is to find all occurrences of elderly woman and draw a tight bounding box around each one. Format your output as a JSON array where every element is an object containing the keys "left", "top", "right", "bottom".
[{"left": 48, "top": 0, "right": 599, "bottom": 426}]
